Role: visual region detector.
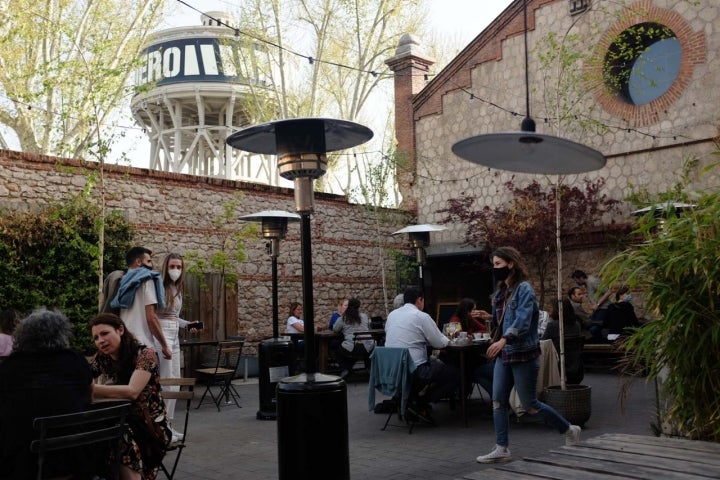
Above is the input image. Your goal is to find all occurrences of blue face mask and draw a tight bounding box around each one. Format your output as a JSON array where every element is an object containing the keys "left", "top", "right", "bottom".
[{"left": 624, "top": 294, "right": 632, "bottom": 303}]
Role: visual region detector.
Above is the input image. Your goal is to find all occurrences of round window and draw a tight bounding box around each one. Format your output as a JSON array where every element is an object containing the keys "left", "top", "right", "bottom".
[{"left": 603, "top": 22, "right": 682, "bottom": 105}]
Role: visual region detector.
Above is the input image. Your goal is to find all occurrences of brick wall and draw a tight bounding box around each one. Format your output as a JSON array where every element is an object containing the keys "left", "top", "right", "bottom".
[{"left": 0, "top": 149, "right": 411, "bottom": 349}]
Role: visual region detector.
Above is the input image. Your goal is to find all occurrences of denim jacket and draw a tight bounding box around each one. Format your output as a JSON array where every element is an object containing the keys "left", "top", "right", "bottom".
[{"left": 493, "top": 281, "right": 540, "bottom": 355}]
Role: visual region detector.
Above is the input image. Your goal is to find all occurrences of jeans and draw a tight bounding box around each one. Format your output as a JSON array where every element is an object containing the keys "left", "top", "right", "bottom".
[
  {"left": 491, "top": 356, "right": 570, "bottom": 447},
  {"left": 155, "top": 320, "right": 181, "bottom": 421}
]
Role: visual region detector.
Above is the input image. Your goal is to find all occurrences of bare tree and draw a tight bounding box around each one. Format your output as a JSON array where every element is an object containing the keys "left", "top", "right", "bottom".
[{"left": 228, "top": 0, "right": 425, "bottom": 195}]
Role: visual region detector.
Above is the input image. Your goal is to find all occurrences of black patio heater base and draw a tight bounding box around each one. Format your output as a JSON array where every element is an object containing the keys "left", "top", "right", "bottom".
[
  {"left": 256, "top": 337, "right": 295, "bottom": 420},
  {"left": 277, "top": 373, "right": 349, "bottom": 479}
]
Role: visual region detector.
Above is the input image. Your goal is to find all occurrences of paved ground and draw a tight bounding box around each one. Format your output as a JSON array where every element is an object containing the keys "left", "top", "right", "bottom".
[{"left": 171, "top": 369, "right": 656, "bottom": 480}]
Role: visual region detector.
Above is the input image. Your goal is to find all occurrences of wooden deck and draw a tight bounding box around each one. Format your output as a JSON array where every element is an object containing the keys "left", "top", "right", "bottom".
[{"left": 466, "top": 433, "right": 720, "bottom": 480}]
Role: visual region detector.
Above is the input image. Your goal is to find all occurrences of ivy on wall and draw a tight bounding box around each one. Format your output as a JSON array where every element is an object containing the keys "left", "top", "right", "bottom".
[{"left": 0, "top": 194, "right": 133, "bottom": 353}]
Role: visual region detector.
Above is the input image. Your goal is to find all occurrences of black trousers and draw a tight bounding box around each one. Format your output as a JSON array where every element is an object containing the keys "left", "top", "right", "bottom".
[
  {"left": 337, "top": 343, "right": 371, "bottom": 371},
  {"left": 413, "top": 358, "right": 460, "bottom": 403}
]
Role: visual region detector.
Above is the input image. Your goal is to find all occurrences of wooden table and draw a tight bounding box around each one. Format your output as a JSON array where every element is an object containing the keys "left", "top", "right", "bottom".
[
  {"left": 284, "top": 331, "right": 342, "bottom": 373},
  {"left": 179, "top": 338, "right": 219, "bottom": 376},
  {"left": 487, "top": 433, "right": 720, "bottom": 479},
  {"left": 352, "top": 329, "right": 386, "bottom": 347},
  {"left": 444, "top": 339, "right": 490, "bottom": 427}
]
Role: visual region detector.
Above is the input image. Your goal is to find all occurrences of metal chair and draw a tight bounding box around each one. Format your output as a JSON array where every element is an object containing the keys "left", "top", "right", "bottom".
[
  {"left": 31, "top": 402, "right": 130, "bottom": 480},
  {"left": 159, "top": 377, "right": 196, "bottom": 479},
  {"left": 368, "top": 347, "right": 433, "bottom": 434},
  {"left": 195, "top": 340, "right": 244, "bottom": 411}
]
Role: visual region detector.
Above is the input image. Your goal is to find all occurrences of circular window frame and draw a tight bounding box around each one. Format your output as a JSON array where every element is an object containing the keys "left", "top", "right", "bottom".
[{"left": 592, "top": 4, "right": 705, "bottom": 127}]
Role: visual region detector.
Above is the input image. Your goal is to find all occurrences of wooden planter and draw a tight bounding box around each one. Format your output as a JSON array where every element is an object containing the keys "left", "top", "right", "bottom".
[{"left": 544, "top": 384, "right": 592, "bottom": 427}]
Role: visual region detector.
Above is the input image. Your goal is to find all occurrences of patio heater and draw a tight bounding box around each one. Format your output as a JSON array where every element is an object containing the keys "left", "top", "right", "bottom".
[
  {"left": 227, "top": 118, "right": 373, "bottom": 480},
  {"left": 391, "top": 224, "right": 446, "bottom": 294},
  {"left": 239, "top": 210, "right": 300, "bottom": 421}
]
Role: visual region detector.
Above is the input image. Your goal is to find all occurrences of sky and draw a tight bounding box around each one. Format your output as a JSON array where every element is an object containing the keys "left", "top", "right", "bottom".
[{"left": 112, "top": 0, "right": 514, "bottom": 167}]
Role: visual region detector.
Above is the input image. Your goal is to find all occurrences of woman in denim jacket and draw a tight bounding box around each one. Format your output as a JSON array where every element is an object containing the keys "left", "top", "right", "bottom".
[{"left": 476, "top": 246, "right": 581, "bottom": 464}]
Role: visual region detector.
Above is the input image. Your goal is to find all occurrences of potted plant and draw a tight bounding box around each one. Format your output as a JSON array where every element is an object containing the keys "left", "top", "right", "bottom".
[{"left": 601, "top": 183, "right": 720, "bottom": 441}]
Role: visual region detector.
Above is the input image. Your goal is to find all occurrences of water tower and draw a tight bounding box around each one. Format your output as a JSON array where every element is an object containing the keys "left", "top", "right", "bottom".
[{"left": 131, "top": 11, "right": 284, "bottom": 185}]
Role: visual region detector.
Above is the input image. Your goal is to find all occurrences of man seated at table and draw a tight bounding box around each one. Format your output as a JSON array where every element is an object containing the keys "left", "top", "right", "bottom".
[{"left": 385, "top": 286, "right": 460, "bottom": 412}]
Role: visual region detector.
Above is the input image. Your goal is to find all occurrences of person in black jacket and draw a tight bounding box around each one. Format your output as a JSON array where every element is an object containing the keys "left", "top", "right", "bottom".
[{"left": 604, "top": 287, "right": 640, "bottom": 336}]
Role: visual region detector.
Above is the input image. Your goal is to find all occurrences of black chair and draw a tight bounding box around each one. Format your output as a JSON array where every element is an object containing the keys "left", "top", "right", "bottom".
[
  {"left": 368, "top": 347, "right": 433, "bottom": 434},
  {"left": 195, "top": 340, "right": 244, "bottom": 411},
  {"left": 31, "top": 402, "right": 130, "bottom": 480},
  {"left": 159, "top": 377, "right": 196, "bottom": 480}
]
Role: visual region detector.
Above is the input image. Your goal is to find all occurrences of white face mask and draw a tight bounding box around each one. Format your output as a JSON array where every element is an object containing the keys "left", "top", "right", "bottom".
[{"left": 168, "top": 269, "right": 182, "bottom": 282}]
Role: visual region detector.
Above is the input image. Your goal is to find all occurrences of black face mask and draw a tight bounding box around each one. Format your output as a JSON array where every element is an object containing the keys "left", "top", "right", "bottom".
[
  {"left": 493, "top": 266, "right": 510, "bottom": 285},
  {"left": 141, "top": 264, "right": 153, "bottom": 271}
]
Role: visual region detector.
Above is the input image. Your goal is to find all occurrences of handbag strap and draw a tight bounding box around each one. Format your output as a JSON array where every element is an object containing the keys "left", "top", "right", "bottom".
[{"left": 491, "top": 287, "right": 518, "bottom": 343}]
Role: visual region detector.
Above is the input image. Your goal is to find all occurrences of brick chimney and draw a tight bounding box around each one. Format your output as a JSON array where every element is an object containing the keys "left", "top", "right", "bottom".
[{"left": 386, "top": 34, "right": 434, "bottom": 213}]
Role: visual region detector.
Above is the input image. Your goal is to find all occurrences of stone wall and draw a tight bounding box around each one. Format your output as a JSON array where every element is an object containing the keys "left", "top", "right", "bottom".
[
  {"left": 389, "top": 0, "right": 719, "bottom": 312},
  {"left": 0, "top": 149, "right": 412, "bottom": 348}
]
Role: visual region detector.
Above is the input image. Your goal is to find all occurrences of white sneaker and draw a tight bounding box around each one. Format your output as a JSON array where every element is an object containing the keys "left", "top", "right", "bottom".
[
  {"left": 565, "top": 425, "right": 581, "bottom": 446},
  {"left": 171, "top": 429, "right": 184, "bottom": 443},
  {"left": 476, "top": 445, "right": 511, "bottom": 463}
]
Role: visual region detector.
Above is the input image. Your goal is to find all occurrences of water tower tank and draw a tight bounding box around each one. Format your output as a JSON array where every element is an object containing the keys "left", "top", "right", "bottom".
[{"left": 130, "top": 11, "right": 283, "bottom": 185}]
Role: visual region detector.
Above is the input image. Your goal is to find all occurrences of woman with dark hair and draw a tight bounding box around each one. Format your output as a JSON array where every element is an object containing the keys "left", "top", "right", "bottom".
[
  {"left": 286, "top": 302, "right": 304, "bottom": 333},
  {"left": 0, "top": 309, "right": 93, "bottom": 479},
  {"left": 448, "top": 298, "right": 488, "bottom": 335},
  {"left": 475, "top": 247, "right": 581, "bottom": 464},
  {"left": 542, "top": 297, "right": 582, "bottom": 341},
  {"left": 0, "top": 308, "right": 19, "bottom": 357},
  {"left": 89, "top": 313, "right": 170, "bottom": 480},
  {"left": 332, "top": 298, "right": 373, "bottom": 378}
]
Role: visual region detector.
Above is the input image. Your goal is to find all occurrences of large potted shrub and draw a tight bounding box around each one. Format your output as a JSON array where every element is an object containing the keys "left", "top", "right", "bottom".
[{"left": 601, "top": 188, "right": 720, "bottom": 441}]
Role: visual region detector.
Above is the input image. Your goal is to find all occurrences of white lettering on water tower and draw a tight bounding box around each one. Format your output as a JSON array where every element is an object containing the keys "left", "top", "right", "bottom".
[{"left": 135, "top": 38, "right": 243, "bottom": 86}]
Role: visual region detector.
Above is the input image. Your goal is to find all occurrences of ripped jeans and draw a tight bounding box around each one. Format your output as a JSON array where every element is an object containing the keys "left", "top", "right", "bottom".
[{"left": 491, "top": 356, "right": 570, "bottom": 447}]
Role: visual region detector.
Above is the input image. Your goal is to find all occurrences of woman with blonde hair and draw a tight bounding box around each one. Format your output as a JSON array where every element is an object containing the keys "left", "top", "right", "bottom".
[{"left": 156, "top": 252, "right": 188, "bottom": 441}]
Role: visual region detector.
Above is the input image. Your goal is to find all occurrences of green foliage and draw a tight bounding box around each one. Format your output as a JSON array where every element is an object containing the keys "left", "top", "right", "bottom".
[
  {"left": 601, "top": 175, "right": 720, "bottom": 441},
  {"left": 603, "top": 22, "right": 674, "bottom": 100},
  {"left": 389, "top": 249, "right": 418, "bottom": 294},
  {"left": 0, "top": 0, "right": 166, "bottom": 157},
  {"left": 185, "top": 194, "right": 257, "bottom": 289},
  {"left": 0, "top": 195, "right": 133, "bottom": 353},
  {"left": 436, "top": 178, "right": 621, "bottom": 306}
]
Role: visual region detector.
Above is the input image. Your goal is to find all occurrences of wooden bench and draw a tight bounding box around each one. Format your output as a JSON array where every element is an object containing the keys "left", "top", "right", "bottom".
[{"left": 582, "top": 342, "right": 622, "bottom": 369}]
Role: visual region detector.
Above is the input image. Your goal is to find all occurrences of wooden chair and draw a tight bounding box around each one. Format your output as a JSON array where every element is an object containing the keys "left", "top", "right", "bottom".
[
  {"left": 31, "top": 402, "right": 130, "bottom": 480},
  {"left": 195, "top": 340, "right": 244, "bottom": 411},
  {"left": 159, "top": 377, "right": 196, "bottom": 480}
]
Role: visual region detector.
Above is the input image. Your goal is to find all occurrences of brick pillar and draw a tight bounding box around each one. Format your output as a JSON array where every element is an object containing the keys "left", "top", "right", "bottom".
[{"left": 386, "top": 34, "right": 434, "bottom": 213}]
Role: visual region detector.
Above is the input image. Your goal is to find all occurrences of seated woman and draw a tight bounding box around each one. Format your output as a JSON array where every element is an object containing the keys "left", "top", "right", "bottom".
[
  {"left": 332, "top": 298, "right": 373, "bottom": 379},
  {"left": 0, "top": 309, "right": 93, "bottom": 480},
  {"left": 89, "top": 313, "right": 170, "bottom": 480},
  {"left": 447, "top": 298, "right": 488, "bottom": 336},
  {"left": 541, "top": 297, "right": 582, "bottom": 342},
  {"left": 444, "top": 299, "right": 491, "bottom": 396},
  {"left": 542, "top": 298, "right": 584, "bottom": 384}
]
